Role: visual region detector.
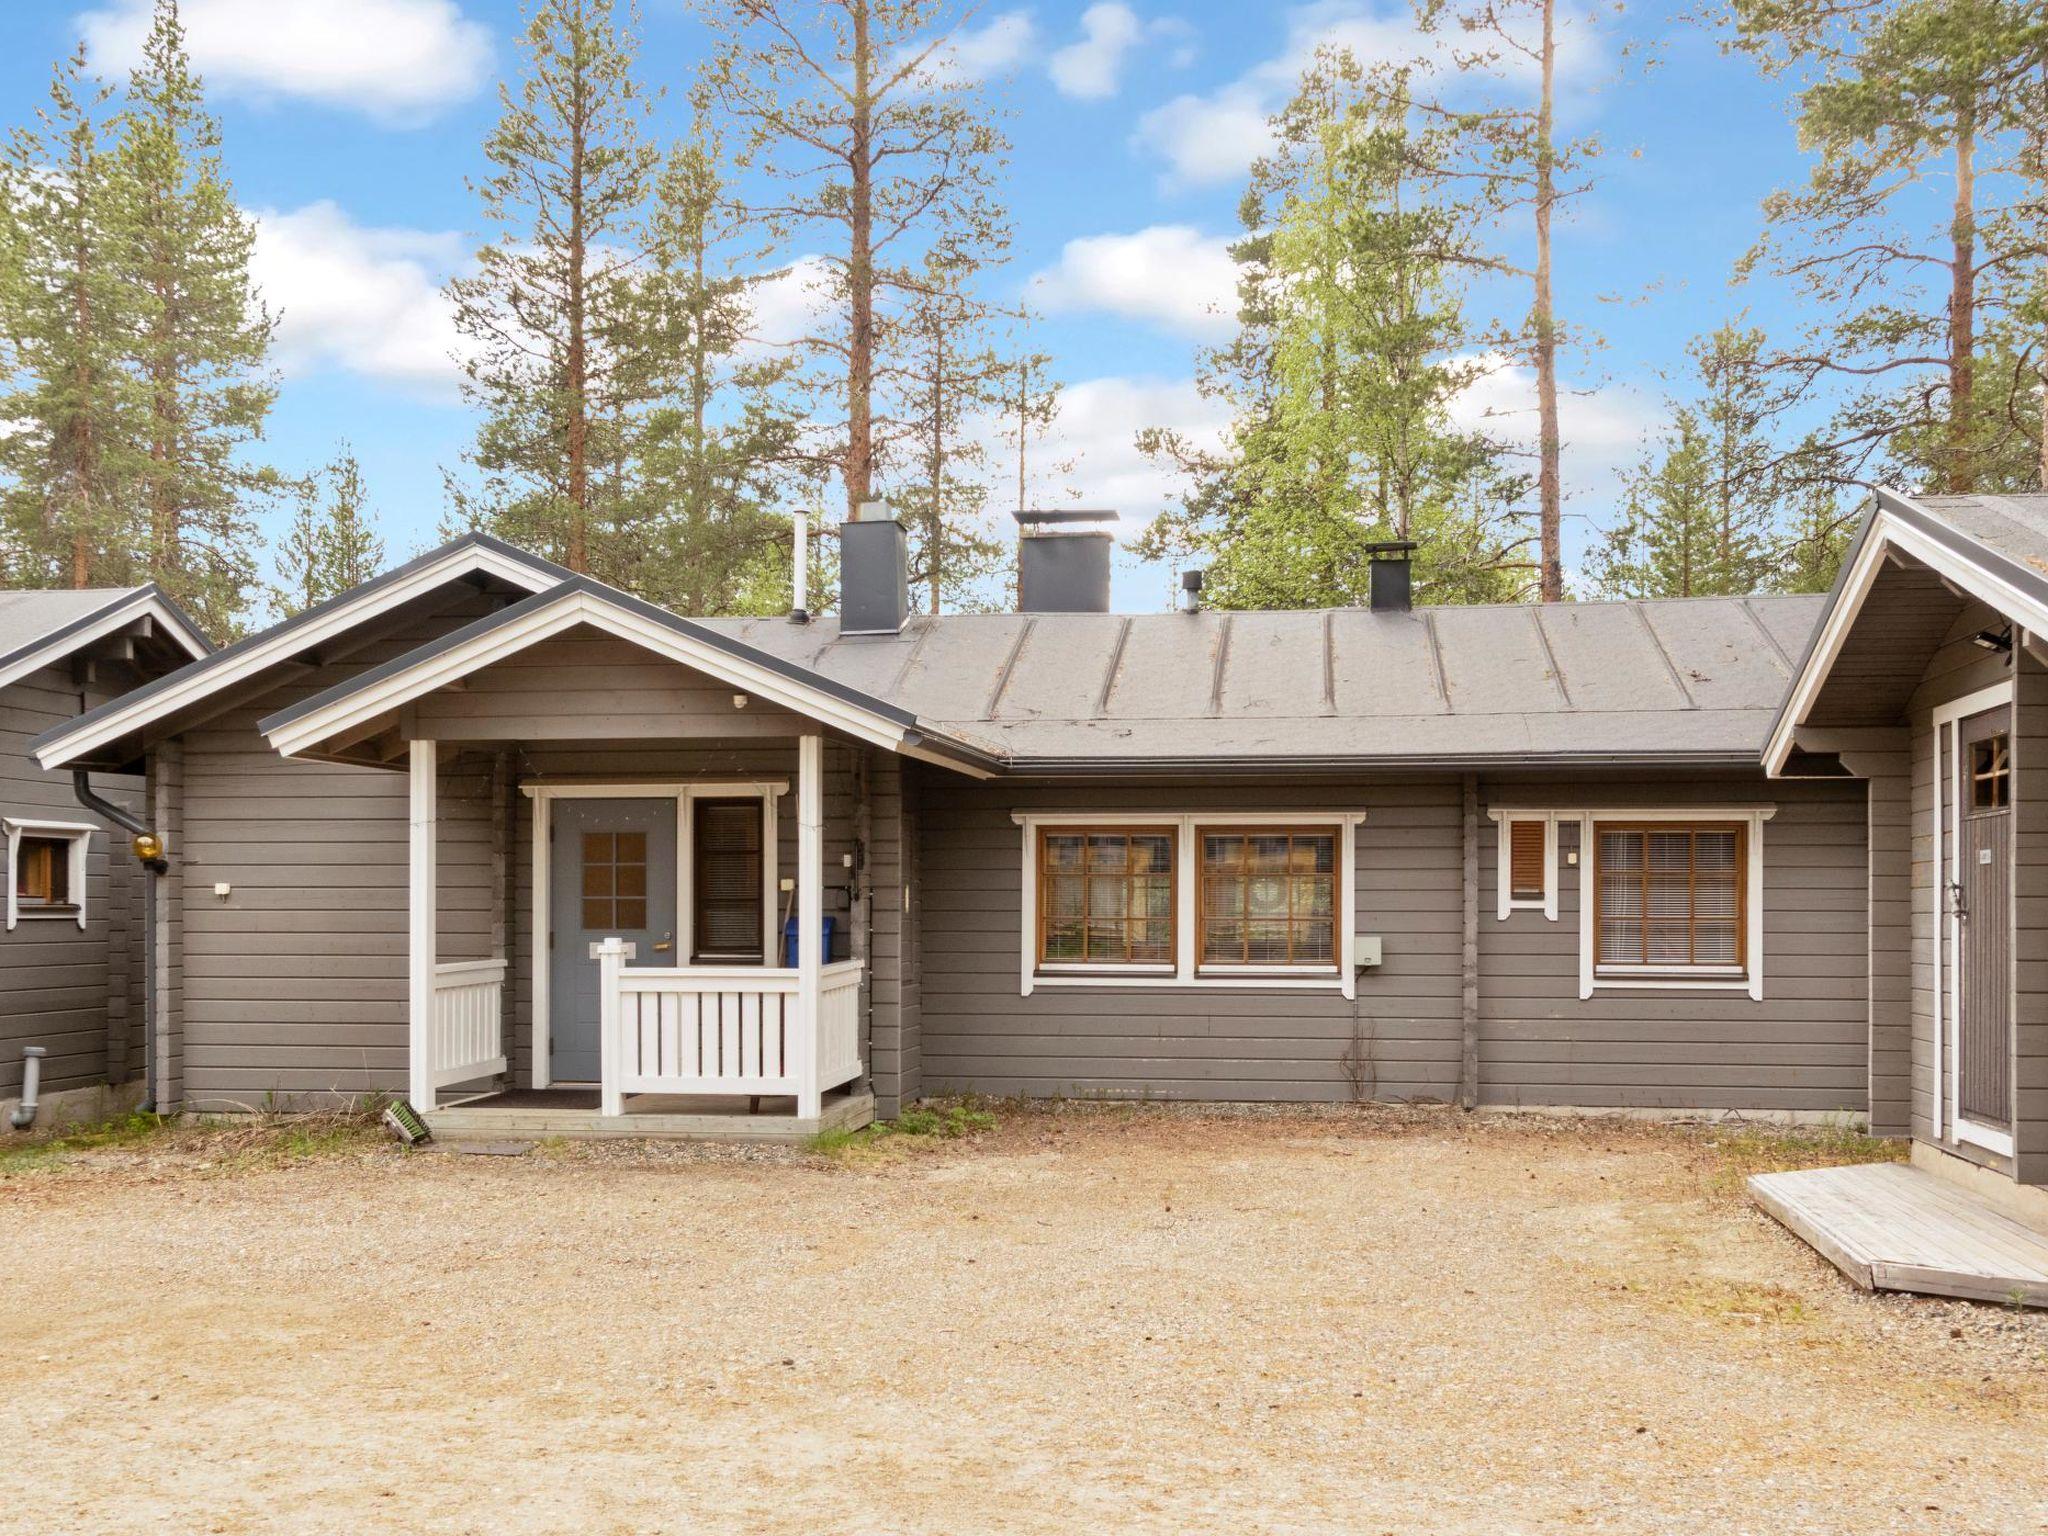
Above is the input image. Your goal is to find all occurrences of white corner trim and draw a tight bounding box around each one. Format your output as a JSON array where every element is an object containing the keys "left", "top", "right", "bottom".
[
  {"left": 1485, "top": 809, "right": 1558, "bottom": 922},
  {"left": 1573, "top": 807, "right": 1775, "bottom": 1002},
  {"left": 1012, "top": 810, "right": 1366, "bottom": 998},
  {"left": 3, "top": 817, "right": 97, "bottom": 931},
  {"left": 0, "top": 589, "right": 211, "bottom": 694},
  {"left": 36, "top": 545, "right": 560, "bottom": 770}
]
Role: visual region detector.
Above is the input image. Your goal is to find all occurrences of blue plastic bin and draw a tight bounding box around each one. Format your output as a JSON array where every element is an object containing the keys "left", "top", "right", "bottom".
[{"left": 782, "top": 915, "right": 836, "bottom": 967}]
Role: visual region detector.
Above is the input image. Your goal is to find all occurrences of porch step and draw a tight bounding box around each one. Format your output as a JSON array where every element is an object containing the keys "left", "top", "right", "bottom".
[
  {"left": 423, "top": 1090, "right": 874, "bottom": 1144},
  {"left": 1750, "top": 1161, "right": 2048, "bottom": 1308}
]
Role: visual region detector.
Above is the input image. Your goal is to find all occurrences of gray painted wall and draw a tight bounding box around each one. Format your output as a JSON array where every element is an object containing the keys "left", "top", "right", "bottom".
[
  {"left": 1, "top": 663, "right": 146, "bottom": 1101},
  {"left": 916, "top": 774, "right": 1867, "bottom": 1112}
]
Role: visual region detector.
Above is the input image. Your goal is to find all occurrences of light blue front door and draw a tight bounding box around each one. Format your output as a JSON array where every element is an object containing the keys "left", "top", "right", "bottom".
[{"left": 549, "top": 798, "right": 677, "bottom": 1082}]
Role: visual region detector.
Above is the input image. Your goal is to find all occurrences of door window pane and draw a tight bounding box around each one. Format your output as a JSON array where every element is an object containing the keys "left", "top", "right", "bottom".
[{"left": 581, "top": 826, "right": 651, "bottom": 932}]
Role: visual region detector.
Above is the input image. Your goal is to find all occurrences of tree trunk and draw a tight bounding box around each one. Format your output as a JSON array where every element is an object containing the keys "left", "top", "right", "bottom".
[
  {"left": 565, "top": 21, "right": 591, "bottom": 573},
  {"left": 846, "top": 0, "right": 876, "bottom": 522},
  {"left": 688, "top": 236, "right": 710, "bottom": 617},
  {"left": 1947, "top": 99, "right": 1977, "bottom": 495},
  {"left": 1533, "top": 0, "right": 1562, "bottom": 603},
  {"left": 929, "top": 326, "right": 944, "bottom": 616}
]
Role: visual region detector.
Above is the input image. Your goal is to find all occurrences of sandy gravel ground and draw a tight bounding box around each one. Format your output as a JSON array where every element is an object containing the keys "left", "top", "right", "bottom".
[{"left": 1, "top": 1106, "right": 2044, "bottom": 1536}]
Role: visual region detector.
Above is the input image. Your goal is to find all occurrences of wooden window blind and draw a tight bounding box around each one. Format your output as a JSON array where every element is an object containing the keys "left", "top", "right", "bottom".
[
  {"left": 1508, "top": 819, "right": 1547, "bottom": 902},
  {"left": 1038, "top": 829, "right": 1175, "bottom": 966},
  {"left": 13, "top": 836, "right": 70, "bottom": 908},
  {"left": 1593, "top": 822, "right": 1745, "bottom": 972},
  {"left": 1197, "top": 828, "right": 1337, "bottom": 968}
]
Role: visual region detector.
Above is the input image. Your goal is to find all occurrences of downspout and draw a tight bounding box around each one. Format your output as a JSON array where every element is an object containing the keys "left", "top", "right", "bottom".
[{"left": 70, "top": 769, "right": 169, "bottom": 1113}]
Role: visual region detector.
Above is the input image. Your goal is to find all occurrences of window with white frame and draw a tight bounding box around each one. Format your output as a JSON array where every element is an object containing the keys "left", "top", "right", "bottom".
[
  {"left": 1576, "top": 808, "right": 1771, "bottom": 999},
  {"left": 1489, "top": 812, "right": 1556, "bottom": 920},
  {"left": 5, "top": 818, "right": 95, "bottom": 931},
  {"left": 1018, "top": 813, "right": 1362, "bottom": 995}
]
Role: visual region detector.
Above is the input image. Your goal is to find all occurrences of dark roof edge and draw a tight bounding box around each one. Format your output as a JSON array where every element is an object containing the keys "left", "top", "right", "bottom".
[
  {"left": 0, "top": 583, "right": 212, "bottom": 679},
  {"left": 995, "top": 749, "right": 1775, "bottom": 778},
  {"left": 259, "top": 575, "right": 964, "bottom": 746},
  {"left": 31, "top": 534, "right": 569, "bottom": 762}
]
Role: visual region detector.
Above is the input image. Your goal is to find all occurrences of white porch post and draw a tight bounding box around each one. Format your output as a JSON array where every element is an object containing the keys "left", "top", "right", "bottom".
[
  {"left": 407, "top": 738, "right": 439, "bottom": 1112},
  {"left": 595, "top": 937, "right": 629, "bottom": 1117},
  {"left": 796, "top": 732, "right": 824, "bottom": 1122}
]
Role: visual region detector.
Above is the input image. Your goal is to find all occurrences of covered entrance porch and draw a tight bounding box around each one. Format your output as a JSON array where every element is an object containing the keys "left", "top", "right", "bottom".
[{"left": 255, "top": 577, "right": 992, "bottom": 1139}]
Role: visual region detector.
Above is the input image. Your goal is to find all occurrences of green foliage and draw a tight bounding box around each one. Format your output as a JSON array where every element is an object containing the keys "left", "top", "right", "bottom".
[
  {"left": 116, "top": 0, "right": 278, "bottom": 638},
  {"left": 1138, "top": 50, "right": 1532, "bottom": 609},
  {"left": 893, "top": 1101, "right": 996, "bottom": 1138},
  {"left": 269, "top": 445, "right": 386, "bottom": 620}
]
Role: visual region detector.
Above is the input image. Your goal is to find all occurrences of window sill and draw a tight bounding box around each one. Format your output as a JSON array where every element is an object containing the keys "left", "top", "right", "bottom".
[
  {"left": 14, "top": 905, "right": 82, "bottom": 920},
  {"left": 1588, "top": 973, "right": 1754, "bottom": 993},
  {"left": 1027, "top": 971, "right": 1350, "bottom": 994}
]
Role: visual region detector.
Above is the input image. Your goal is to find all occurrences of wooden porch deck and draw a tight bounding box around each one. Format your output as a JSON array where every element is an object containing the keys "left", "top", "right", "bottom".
[
  {"left": 422, "top": 1085, "right": 874, "bottom": 1143},
  {"left": 1750, "top": 1162, "right": 2048, "bottom": 1308}
]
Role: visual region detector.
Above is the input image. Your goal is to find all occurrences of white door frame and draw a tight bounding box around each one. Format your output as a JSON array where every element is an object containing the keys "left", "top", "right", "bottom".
[
  {"left": 1931, "top": 682, "right": 2017, "bottom": 1157},
  {"left": 523, "top": 780, "right": 786, "bottom": 1089}
]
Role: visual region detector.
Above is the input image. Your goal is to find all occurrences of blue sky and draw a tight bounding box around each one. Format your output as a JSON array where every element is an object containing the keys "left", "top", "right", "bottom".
[{"left": 1, "top": 0, "right": 1824, "bottom": 610}]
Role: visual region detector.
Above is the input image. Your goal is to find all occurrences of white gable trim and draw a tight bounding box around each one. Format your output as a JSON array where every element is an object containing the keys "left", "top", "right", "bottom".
[
  {"left": 0, "top": 589, "right": 211, "bottom": 694},
  {"left": 1765, "top": 501, "right": 2048, "bottom": 776},
  {"left": 263, "top": 586, "right": 981, "bottom": 771},
  {"left": 35, "top": 544, "right": 559, "bottom": 771}
]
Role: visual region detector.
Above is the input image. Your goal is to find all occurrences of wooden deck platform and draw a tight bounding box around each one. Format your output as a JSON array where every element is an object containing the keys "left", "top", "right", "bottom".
[
  {"left": 423, "top": 1087, "right": 875, "bottom": 1143},
  {"left": 1750, "top": 1162, "right": 2048, "bottom": 1308}
]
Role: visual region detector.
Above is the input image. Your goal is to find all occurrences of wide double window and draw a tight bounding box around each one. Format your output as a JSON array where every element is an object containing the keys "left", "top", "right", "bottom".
[
  {"left": 1031, "top": 818, "right": 1347, "bottom": 984},
  {"left": 1592, "top": 821, "right": 1746, "bottom": 976}
]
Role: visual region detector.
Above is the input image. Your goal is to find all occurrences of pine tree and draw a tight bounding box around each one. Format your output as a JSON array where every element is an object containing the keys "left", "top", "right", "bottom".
[
  {"left": 270, "top": 445, "right": 385, "bottom": 619},
  {"left": 623, "top": 129, "right": 806, "bottom": 615},
  {"left": 1137, "top": 50, "right": 1532, "bottom": 610},
  {"left": 0, "top": 45, "right": 143, "bottom": 590},
  {"left": 448, "top": 0, "right": 665, "bottom": 581},
  {"left": 116, "top": 0, "right": 278, "bottom": 638},
  {"left": 697, "top": 0, "right": 1013, "bottom": 524},
  {"left": 1726, "top": 0, "right": 2047, "bottom": 495}
]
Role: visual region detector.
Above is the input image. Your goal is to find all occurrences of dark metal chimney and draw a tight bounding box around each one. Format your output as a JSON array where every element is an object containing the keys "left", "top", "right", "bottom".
[
  {"left": 1017, "top": 509, "right": 1116, "bottom": 614},
  {"left": 1365, "top": 540, "right": 1417, "bottom": 614},
  {"left": 841, "top": 500, "right": 909, "bottom": 634}
]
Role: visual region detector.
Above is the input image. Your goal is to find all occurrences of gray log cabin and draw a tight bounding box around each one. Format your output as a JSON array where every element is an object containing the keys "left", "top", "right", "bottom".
[
  {"left": 1, "top": 491, "right": 2028, "bottom": 1222},
  {"left": 0, "top": 586, "right": 210, "bottom": 1128}
]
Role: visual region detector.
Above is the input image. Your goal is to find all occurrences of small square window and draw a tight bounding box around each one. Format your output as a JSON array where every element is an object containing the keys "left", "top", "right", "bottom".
[
  {"left": 6, "top": 820, "right": 93, "bottom": 931},
  {"left": 1970, "top": 734, "right": 2010, "bottom": 810}
]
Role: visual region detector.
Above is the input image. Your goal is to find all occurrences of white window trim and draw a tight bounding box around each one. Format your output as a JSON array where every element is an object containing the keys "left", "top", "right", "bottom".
[
  {"left": 1011, "top": 811, "right": 1366, "bottom": 998},
  {"left": 522, "top": 780, "right": 786, "bottom": 1089},
  {"left": 1574, "top": 806, "right": 1775, "bottom": 1001},
  {"left": 1930, "top": 681, "right": 2017, "bottom": 1157},
  {"left": 4, "top": 817, "right": 96, "bottom": 931},
  {"left": 1485, "top": 810, "right": 1558, "bottom": 921}
]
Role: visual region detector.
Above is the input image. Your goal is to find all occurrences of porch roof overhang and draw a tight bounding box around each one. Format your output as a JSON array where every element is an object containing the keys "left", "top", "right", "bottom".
[
  {"left": 32, "top": 534, "right": 570, "bottom": 773},
  {"left": 1764, "top": 489, "right": 2048, "bottom": 777},
  {"left": 0, "top": 584, "right": 212, "bottom": 693},
  {"left": 257, "top": 577, "right": 1009, "bottom": 778}
]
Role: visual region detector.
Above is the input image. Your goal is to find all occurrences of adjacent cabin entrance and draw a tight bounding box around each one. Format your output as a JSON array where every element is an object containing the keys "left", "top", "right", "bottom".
[{"left": 1936, "top": 690, "right": 2016, "bottom": 1155}]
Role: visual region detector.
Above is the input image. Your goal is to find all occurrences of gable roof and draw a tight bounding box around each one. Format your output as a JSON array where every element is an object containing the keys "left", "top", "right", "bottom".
[
  {"left": 694, "top": 592, "right": 1825, "bottom": 772},
  {"left": 32, "top": 534, "right": 569, "bottom": 771},
  {"left": 1765, "top": 490, "right": 2048, "bottom": 774},
  {"left": 0, "top": 584, "right": 212, "bottom": 693},
  {"left": 257, "top": 577, "right": 1006, "bottom": 777}
]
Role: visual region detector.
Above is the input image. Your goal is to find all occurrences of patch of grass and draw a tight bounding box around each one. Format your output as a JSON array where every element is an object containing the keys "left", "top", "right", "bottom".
[
  {"left": 0, "top": 1108, "right": 174, "bottom": 1171},
  {"left": 1699, "top": 1114, "right": 1906, "bottom": 1197},
  {"left": 805, "top": 1098, "right": 1000, "bottom": 1162}
]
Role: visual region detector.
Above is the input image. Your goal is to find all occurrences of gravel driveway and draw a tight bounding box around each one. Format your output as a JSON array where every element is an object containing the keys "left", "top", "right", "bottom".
[{"left": 1, "top": 1105, "right": 2044, "bottom": 1536}]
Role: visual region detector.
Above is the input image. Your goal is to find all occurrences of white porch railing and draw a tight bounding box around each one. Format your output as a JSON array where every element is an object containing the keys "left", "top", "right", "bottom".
[
  {"left": 594, "top": 939, "right": 862, "bottom": 1117},
  {"left": 430, "top": 958, "right": 508, "bottom": 1088}
]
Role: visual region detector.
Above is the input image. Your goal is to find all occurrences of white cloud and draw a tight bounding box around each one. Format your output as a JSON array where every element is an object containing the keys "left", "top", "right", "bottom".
[
  {"left": 741, "top": 256, "right": 835, "bottom": 354},
  {"left": 250, "top": 202, "right": 468, "bottom": 393},
  {"left": 1050, "top": 4, "right": 1143, "bottom": 98},
  {"left": 1030, "top": 225, "right": 1237, "bottom": 338},
  {"left": 1135, "top": 0, "right": 1602, "bottom": 188},
  {"left": 1020, "top": 374, "right": 1232, "bottom": 524},
  {"left": 920, "top": 9, "right": 1037, "bottom": 85},
  {"left": 1448, "top": 352, "right": 1658, "bottom": 514},
  {"left": 79, "top": 0, "right": 491, "bottom": 122}
]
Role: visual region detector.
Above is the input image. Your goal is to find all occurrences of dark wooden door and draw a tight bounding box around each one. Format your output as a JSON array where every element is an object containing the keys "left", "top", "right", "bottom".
[
  {"left": 1956, "top": 706, "right": 2012, "bottom": 1133},
  {"left": 692, "top": 798, "right": 765, "bottom": 963}
]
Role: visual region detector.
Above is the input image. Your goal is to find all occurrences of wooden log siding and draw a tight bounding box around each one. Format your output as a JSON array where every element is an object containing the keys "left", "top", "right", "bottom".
[
  {"left": 0, "top": 662, "right": 149, "bottom": 1102},
  {"left": 2013, "top": 642, "right": 2048, "bottom": 1183},
  {"left": 916, "top": 775, "right": 1868, "bottom": 1111}
]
